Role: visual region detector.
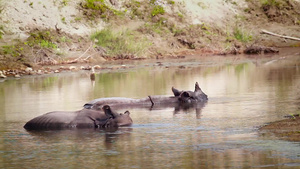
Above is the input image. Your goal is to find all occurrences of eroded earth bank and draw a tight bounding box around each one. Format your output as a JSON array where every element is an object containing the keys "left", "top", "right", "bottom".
[{"left": 0, "top": 0, "right": 300, "bottom": 71}]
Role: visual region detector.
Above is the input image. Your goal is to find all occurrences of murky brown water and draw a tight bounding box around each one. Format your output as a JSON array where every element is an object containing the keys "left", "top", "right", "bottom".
[{"left": 1, "top": 50, "right": 300, "bottom": 168}]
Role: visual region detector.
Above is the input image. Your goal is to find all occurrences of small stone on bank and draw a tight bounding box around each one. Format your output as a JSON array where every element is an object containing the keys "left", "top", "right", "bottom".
[
  {"left": 25, "top": 67, "right": 33, "bottom": 72},
  {"left": 0, "top": 71, "right": 7, "bottom": 78},
  {"left": 69, "top": 66, "right": 77, "bottom": 70}
]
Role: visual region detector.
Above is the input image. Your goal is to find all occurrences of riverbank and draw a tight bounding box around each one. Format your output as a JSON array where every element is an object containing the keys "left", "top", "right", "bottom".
[
  {"left": 260, "top": 115, "right": 300, "bottom": 142},
  {"left": 1, "top": 46, "right": 299, "bottom": 78},
  {"left": 1, "top": 0, "right": 300, "bottom": 70}
]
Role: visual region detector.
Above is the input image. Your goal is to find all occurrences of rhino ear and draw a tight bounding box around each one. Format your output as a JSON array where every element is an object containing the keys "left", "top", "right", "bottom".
[
  {"left": 103, "top": 105, "right": 118, "bottom": 118},
  {"left": 124, "top": 110, "right": 130, "bottom": 115},
  {"left": 172, "top": 87, "right": 181, "bottom": 96},
  {"left": 195, "top": 82, "right": 201, "bottom": 92}
]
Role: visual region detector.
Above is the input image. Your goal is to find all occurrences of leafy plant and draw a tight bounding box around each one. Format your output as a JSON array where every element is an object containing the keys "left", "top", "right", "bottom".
[
  {"left": 289, "top": 113, "right": 299, "bottom": 120},
  {"left": 80, "top": 0, "right": 122, "bottom": 21},
  {"left": 151, "top": 5, "right": 165, "bottom": 17},
  {"left": 84, "top": 0, "right": 105, "bottom": 10},
  {"left": 1, "top": 45, "right": 21, "bottom": 57},
  {"left": 39, "top": 40, "right": 57, "bottom": 49},
  {"left": 233, "top": 26, "right": 253, "bottom": 42},
  {"left": 26, "top": 31, "right": 57, "bottom": 49}
]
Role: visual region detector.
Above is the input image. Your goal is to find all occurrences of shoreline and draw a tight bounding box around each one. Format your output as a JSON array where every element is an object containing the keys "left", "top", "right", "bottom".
[
  {"left": 259, "top": 116, "right": 300, "bottom": 142},
  {"left": 1, "top": 46, "right": 298, "bottom": 79}
]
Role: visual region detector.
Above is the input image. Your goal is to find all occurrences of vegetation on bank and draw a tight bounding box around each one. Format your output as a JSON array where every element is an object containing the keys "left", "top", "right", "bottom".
[
  {"left": 0, "top": 0, "right": 300, "bottom": 69},
  {"left": 0, "top": 29, "right": 84, "bottom": 69},
  {"left": 90, "top": 28, "right": 150, "bottom": 58}
]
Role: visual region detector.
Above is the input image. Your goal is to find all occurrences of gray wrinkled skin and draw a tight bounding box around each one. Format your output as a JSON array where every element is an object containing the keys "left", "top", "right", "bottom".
[
  {"left": 24, "top": 105, "right": 132, "bottom": 130},
  {"left": 84, "top": 82, "right": 208, "bottom": 110}
]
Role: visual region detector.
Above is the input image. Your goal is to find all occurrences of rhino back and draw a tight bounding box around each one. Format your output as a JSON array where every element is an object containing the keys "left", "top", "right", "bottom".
[
  {"left": 24, "top": 111, "right": 78, "bottom": 130},
  {"left": 70, "top": 109, "right": 108, "bottom": 128},
  {"left": 84, "top": 97, "right": 139, "bottom": 109}
]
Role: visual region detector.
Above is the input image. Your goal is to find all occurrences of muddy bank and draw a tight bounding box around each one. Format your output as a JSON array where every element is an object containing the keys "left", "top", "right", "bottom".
[
  {"left": 2, "top": 46, "right": 298, "bottom": 80},
  {"left": 260, "top": 115, "right": 300, "bottom": 142},
  {"left": 1, "top": 0, "right": 300, "bottom": 70}
]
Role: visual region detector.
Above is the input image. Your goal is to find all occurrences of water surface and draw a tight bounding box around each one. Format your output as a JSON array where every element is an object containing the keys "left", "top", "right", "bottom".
[{"left": 1, "top": 50, "right": 300, "bottom": 168}]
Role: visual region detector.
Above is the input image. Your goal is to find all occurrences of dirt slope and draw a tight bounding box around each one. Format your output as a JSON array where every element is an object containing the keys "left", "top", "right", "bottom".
[
  {"left": 1, "top": 0, "right": 238, "bottom": 37},
  {"left": 0, "top": 0, "right": 300, "bottom": 69}
]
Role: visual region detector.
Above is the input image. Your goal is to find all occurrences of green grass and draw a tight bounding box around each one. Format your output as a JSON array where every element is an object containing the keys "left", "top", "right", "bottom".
[
  {"left": 61, "top": 17, "right": 66, "bottom": 24},
  {"left": 167, "top": 0, "right": 175, "bottom": 5},
  {"left": 26, "top": 31, "right": 57, "bottom": 49},
  {"left": 151, "top": 5, "right": 165, "bottom": 17},
  {"left": 84, "top": 0, "right": 105, "bottom": 10},
  {"left": 80, "top": 0, "right": 123, "bottom": 21},
  {"left": 233, "top": 26, "right": 253, "bottom": 43},
  {"left": 1, "top": 45, "right": 21, "bottom": 57},
  {"left": 59, "top": 36, "right": 70, "bottom": 43},
  {"left": 61, "top": 0, "right": 69, "bottom": 6},
  {"left": 74, "top": 16, "right": 82, "bottom": 22},
  {"left": 39, "top": 39, "right": 57, "bottom": 49},
  {"left": 138, "top": 20, "right": 169, "bottom": 36},
  {"left": 128, "top": 0, "right": 166, "bottom": 18},
  {"left": 91, "top": 28, "right": 150, "bottom": 57},
  {"left": 0, "top": 28, "right": 78, "bottom": 68},
  {"left": 123, "top": 0, "right": 142, "bottom": 19},
  {"left": 261, "top": 0, "right": 280, "bottom": 7}
]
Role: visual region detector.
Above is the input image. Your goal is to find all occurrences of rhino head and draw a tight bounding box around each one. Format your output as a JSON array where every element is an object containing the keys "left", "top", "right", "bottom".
[
  {"left": 174, "top": 82, "right": 208, "bottom": 103},
  {"left": 100, "top": 105, "right": 133, "bottom": 128}
]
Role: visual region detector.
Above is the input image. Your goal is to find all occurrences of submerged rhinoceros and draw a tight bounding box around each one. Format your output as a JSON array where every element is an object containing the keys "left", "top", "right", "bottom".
[
  {"left": 84, "top": 82, "right": 208, "bottom": 110},
  {"left": 24, "top": 105, "right": 132, "bottom": 130}
]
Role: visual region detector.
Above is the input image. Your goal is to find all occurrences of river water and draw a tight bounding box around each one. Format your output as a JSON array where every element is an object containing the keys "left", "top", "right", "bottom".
[{"left": 1, "top": 49, "right": 300, "bottom": 168}]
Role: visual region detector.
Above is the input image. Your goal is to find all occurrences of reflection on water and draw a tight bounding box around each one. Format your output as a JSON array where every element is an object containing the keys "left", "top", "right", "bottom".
[{"left": 1, "top": 52, "right": 300, "bottom": 168}]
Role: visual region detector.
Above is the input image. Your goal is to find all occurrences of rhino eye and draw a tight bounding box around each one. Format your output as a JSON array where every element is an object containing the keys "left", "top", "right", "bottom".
[{"left": 182, "top": 92, "right": 190, "bottom": 97}]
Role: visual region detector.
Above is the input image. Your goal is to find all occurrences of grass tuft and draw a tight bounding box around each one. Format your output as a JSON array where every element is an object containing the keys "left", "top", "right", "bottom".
[
  {"left": 91, "top": 28, "right": 150, "bottom": 57},
  {"left": 151, "top": 5, "right": 165, "bottom": 17},
  {"left": 233, "top": 26, "right": 253, "bottom": 43}
]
